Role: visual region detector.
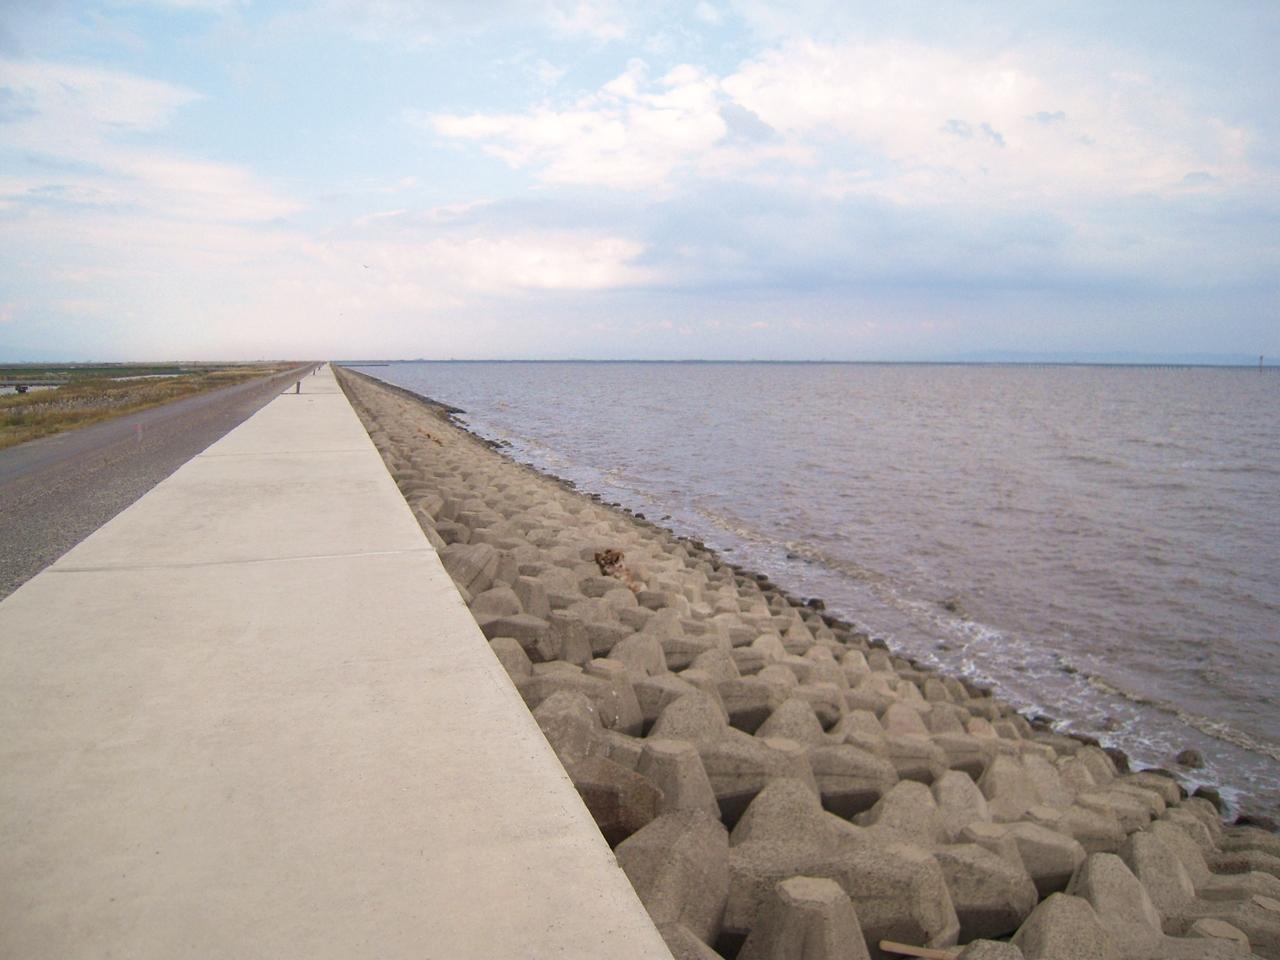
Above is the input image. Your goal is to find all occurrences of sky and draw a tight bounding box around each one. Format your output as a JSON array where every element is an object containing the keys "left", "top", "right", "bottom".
[{"left": 0, "top": 1, "right": 1277, "bottom": 361}]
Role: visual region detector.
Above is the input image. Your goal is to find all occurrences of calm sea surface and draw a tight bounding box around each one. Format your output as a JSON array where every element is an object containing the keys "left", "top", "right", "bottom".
[{"left": 354, "top": 362, "right": 1280, "bottom": 817}]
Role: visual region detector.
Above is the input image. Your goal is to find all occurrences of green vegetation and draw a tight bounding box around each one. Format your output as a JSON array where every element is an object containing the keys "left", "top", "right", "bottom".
[{"left": 0, "top": 363, "right": 297, "bottom": 450}]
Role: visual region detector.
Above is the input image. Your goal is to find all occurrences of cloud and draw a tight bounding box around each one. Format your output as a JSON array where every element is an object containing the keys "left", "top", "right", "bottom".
[
  {"left": 718, "top": 102, "right": 778, "bottom": 143},
  {"left": 424, "top": 36, "right": 1252, "bottom": 209},
  {"left": 721, "top": 39, "right": 1250, "bottom": 203},
  {"left": 422, "top": 58, "right": 809, "bottom": 190},
  {"left": 111, "top": 0, "right": 248, "bottom": 10},
  {"left": 418, "top": 231, "right": 651, "bottom": 291},
  {"left": 0, "top": 59, "right": 299, "bottom": 222},
  {"left": 321, "top": 0, "right": 632, "bottom": 47},
  {"left": 532, "top": 59, "right": 567, "bottom": 87},
  {"left": 0, "top": 186, "right": 656, "bottom": 358},
  {"left": 1, "top": 2, "right": 1275, "bottom": 360},
  {"left": 545, "top": 0, "right": 628, "bottom": 40},
  {"left": 694, "top": 2, "right": 722, "bottom": 26},
  {"left": 980, "top": 121, "right": 1004, "bottom": 147},
  {"left": 423, "top": 60, "right": 731, "bottom": 189},
  {"left": 0, "top": 59, "right": 198, "bottom": 141}
]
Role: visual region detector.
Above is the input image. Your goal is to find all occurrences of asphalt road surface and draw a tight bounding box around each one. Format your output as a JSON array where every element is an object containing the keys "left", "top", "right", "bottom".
[{"left": 0, "top": 364, "right": 315, "bottom": 600}]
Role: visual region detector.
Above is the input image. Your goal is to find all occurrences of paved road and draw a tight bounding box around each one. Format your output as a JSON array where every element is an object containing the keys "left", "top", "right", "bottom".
[{"left": 0, "top": 364, "right": 315, "bottom": 599}]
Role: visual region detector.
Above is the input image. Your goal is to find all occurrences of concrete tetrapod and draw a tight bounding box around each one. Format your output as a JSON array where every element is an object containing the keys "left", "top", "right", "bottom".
[
  {"left": 489, "top": 635, "right": 533, "bottom": 681},
  {"left": 978, "top": 755, "right": 1041, "bottom": 823},
  {"left": 1029, "top": 800, "right": 1126, "bottom": 855},
  {"left": 1009, "top": 893, "right": 1117, "bottom": 960},
  {"left": 583, "top": 658, "right": 646, "bottom": 735},
  {"left": 932, "top": 770, "right": 995, "bottom": 843},
  {"left": 930, "top": 844, "right": 1039, "bottom": 942},
  {"left": 1067, "top": 852, "right": 1251, "bottom": 959},
  {"left": 533, "top": 690, "right": 609, "bottom": 766},
  {"left": 616, "top": 810, "right": 730, "bottom": 947},
  {"left": 519, "top": 662, "right": 640, "bottom": 731},
  {"left": 637, "top": 739, "right": 721, "bottom": 819},
  {"left": 854, "top": 780, "right": 947, "bottom": 843},
  {"left": 853, "top": 781, "right": 1037, "bottom": 941},
  {"left": 737, "top": 876, "right": 871, "bottom": 960},
  {"left": 562, "top": 755, "right": 663, "bottom": 847},
  {"left": 956, "top": 942, "right": 1025, "bottom": 959},
  {"left": 650, "top": 691, "right": 817, "bottom": 825},
  {"left": 633, "top": 674, "right": 705, "bottom": 727},
  {"left": 1221, "top": 828, "right": 1280, "bottom": 863},
  {"left": 1190, "top": 919, "right": 1255, "bottom": 952},
  {"left": 758, "top": 697, "right": 898, "bottom": 817},
  {"left": 1208, "top": 847, "right": 1280, "bottom": 881},
  {"left": 958, "top": 822, "right": 1030, "bottom": 876},
  {"left": 1120, "top": 828, "right": 1280, "bottom": 958},
  {"left": 1148, "top": 820, "right": 1280, "bottom": 903},
  {"left": 661, "top": 924, "right": 727, "bottom": 960},
  {"left": 1003, "top": 821, "right": 1087, "bottom": 898},
  {"left": 724, "top": 779, "right": 960, "bottom": 960}
]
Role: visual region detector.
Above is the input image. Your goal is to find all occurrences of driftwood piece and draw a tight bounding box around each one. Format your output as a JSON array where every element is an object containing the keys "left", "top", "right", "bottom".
[{"left": 878, "top": 941, "right": 961, "bottom": 960}]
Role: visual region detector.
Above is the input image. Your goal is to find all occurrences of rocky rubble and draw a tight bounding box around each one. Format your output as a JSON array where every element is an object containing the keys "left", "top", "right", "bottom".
[{"left": 338, "top": 368, "right": 1278, "bottom": 960}]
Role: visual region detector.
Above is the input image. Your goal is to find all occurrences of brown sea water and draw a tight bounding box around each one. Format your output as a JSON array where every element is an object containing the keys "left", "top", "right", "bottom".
[{"left": 355, "top": 361, "right": 1280, "bottom": 817}]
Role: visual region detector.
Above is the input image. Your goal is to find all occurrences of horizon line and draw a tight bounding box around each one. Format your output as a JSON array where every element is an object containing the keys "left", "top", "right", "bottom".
[{"left": 337, "top": 357, "right": 1277, "bottom": 368}]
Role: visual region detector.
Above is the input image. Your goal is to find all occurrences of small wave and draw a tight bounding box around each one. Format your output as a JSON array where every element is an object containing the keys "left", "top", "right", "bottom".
[
  {"left": 1125, "top": 480, "right": 1192, "bottom": 492},
  {"left": 1125, "top": 436, "right": 1195, "bottom": 453},
  {"left": 1085, "top": 674, "right": 1160, "bottom": 707},
  {"left": 1084, "top": 673, "right": 1280, "bottom": 762},
  {"left": 780, "top": 539, "right": 891, "bottom": 586},
  {"left": 1176, "top": 711, "right": 1280, "bottom": 763},
  {"left": 689, "top": 504, "right": 778, "bottom": 548},
  {"left": 1204, "top": 463, "right": 1280, "bottom": 477},
  {"left": 1061, "top": 453, "right": 1125, "bottom": 467}
]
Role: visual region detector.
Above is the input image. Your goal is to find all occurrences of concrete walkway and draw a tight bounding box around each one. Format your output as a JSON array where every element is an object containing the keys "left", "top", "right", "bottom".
[{"left": 0, "top": 365, "right": 672, "bottom": 959}]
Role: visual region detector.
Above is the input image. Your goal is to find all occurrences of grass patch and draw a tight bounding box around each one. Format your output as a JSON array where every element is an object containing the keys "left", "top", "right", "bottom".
[{"left": 0, "top": 362, "right": 299, "bottom": 450}]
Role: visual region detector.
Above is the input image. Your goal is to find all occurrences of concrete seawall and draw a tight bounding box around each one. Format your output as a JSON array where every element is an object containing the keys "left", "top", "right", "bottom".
[{"left": 0, "top": 365, "right": 672, "bottom": 959}]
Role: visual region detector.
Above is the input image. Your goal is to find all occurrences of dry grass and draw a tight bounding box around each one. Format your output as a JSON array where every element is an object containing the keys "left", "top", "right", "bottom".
[{"left": 0, "top": 363, "right": 297, "bottom": 450}]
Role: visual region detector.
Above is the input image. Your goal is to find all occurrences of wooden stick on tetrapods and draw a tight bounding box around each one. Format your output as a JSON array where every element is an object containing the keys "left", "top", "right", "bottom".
[{"left": 878, "top": 940, "right": 962, "bottom": 960}]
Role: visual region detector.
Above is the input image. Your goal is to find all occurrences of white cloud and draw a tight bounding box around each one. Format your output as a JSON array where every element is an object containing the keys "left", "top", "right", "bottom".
[
  {"left": 110, "top": 0, "right": 247, "bottom": 10},
  {"left": 0, "top": 59, "right": 300, "bottom": 223},
  {"left": 424, "top": 38, "right": 1254, "bottom": 207},
  {"left": 724, "top": 40, "right": 1250, "bottom": 204},
  {"left": 424, "top": 58, "right": 804, "bottom": 190},
  {"left": 2, "top": 6, "right": 1273, "bottom": 360},
  {"left": 319, "top": 0, "right": 632, "bottom": 47},
  {"left": 545, "top": 0, "right": 628, "bottom": 41},
  {"left": 0, "top": 59, "right": 198, "bottom": 142},
  {"left": 418, "top": 231, "right": 650, "bottom": 291},
  {"left": 0, "top": 192, "right": 654, "bottom": 357},
  {"left": 532, "top": 58, "right": 567, "bottom": 87},
  {"left": 694, "top": 3, "right": 722, "bottom": 26}
]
